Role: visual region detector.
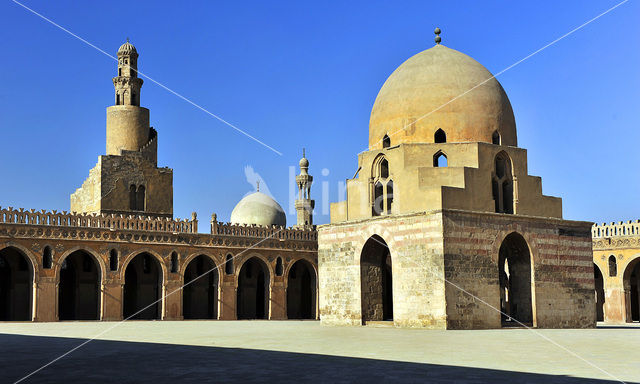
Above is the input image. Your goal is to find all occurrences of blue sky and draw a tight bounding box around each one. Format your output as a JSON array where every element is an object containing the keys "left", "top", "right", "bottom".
[{"left": 0, "top": 0, "right": 638, "bottom": 228}]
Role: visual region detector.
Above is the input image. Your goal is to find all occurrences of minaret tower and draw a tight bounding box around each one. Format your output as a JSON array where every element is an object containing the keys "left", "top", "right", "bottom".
[
  {"left": 295, "top": 149, "right": 314, "bottom": 228},
  {"left": 106, "top": 39, "right": 152, "bottom": 160},
  {"left": 71, "top": 40, "right": 173, "bottom": 218}
]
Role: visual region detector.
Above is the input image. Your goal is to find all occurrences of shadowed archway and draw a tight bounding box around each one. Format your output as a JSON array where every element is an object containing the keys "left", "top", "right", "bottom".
[
  {"left": 360, "top": 235, "right": 393, "bottom": 323},
  {"left": 58, "top": 250, "right": 101, "bottom": 320},
  {"left": 624, "top": 257, "right": 640, "bottom": 322},
  {"left": 498, "top": 232, "right": 533, "bottom": 326},
  {"left": 123, "top": 253, "right": 162, "bottom": 320},
  {"left": 237, "top": 257, "right": 270, "bottom": 319},
  {"left": 594, "top": 263, "right": 604, "bottom": 322},
  {"left": 0, "top": 247, "right": 33, "bottom": 321},
  {"left": 183, "top": 255, "right": 218, "bottom": 319},
  {"left": 287, "top": 259, "right": 316, "bottom": 319}
]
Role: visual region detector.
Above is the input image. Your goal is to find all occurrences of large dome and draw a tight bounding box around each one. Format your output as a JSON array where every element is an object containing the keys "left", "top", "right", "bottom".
[
  {"left": 369, "top": 44, "right": 516, "bottom": 149},
  {"left": 230, "top": 192, "right": 287, "bottom": 227}
]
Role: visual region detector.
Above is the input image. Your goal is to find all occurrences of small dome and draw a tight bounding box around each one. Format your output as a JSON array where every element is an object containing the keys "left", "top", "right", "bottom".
[
  {"left": 369, "top": 44, "right": 516, "bottom": 149},
  {"left": 118, "top": 40, "right": 137, "bottom": 55},
  {"left": 230, "top": 192, "right": 287, "bottom": 227},
  {"left": 299, "top": 156, "right": 309, "bottom": 168}
]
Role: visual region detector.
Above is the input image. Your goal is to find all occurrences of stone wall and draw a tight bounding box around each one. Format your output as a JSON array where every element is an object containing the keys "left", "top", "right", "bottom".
[
  {"left": 318, "top": 211, "right": 447, "bottom": 328},
  {"left": 443, "top": 210, "right": 594, "bottom": 329},
  {"left": 319, "top": 209, "right": 595, "bottom": 329},
  {"left": 71, "top": 150, "right": 173, "bottom": 218}
]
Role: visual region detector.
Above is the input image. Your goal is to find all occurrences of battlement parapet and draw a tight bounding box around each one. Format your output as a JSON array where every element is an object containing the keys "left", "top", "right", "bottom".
[
  {"left": 592, "top": 220, "right": 640, "bottom": 239},
  {"left": 0, "top": 207, "right": 197, "bottom": 233},
  {"left": 210, "top": 218, "right": 317, "bottom": 241}
]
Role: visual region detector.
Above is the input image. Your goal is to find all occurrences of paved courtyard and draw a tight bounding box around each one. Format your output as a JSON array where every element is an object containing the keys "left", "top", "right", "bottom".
[{"left": 0, "top": 321, "right": 638, "bottom": 383}]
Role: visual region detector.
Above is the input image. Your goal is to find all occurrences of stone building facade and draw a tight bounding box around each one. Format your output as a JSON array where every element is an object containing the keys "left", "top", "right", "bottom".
[
  {"left": 318, "top": 31, "right": 595, "bottom": 329},
  {"left": 592, "top": 221, "right": 640, "bottom": 324},
  {"left": 0, "top": 41, "right": 318, "bottom": 322},
  {"left": 0, "top": 208, "right": 317, "bottom": 321}
]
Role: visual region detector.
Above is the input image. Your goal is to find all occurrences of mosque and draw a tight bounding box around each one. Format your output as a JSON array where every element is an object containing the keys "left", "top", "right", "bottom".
[
  {"left": 0, "top": 40, "right": 318, "bottom": 322},
  {"left": 0, "top": 32, "right": 637, "bottom": 328}
]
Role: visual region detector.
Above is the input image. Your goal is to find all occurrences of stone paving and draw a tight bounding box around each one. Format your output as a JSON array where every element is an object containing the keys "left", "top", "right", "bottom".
[{"left": 0, "top": 321, "right": 638, "bottom": 383}]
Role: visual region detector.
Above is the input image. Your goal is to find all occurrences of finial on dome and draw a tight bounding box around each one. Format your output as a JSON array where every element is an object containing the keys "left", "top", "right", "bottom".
[
  {"left": 126, "top": 37, "right": 130, "bottom": 43},
  {"left": 434, "top": 27, "right": 441, "bottom": 45},
  {"left": 256, "top": 181, "right": 260, "bottom": 192}
]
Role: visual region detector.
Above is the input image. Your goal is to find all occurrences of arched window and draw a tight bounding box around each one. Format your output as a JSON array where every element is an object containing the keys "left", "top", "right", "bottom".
[
  {"left": 492, "top": 151, "right": 514, "bottom": 214},
  {"left": 116, "top": 93, "right": 121, "bottom": 105},
  {"left": 380, "top": 158, "right": 389, "bottom": 179},
  {"left": 492, "top": 130, "right": 501, "bottom": 145},
  {"left": 171, "top": 252, "right": 178, "bottom": 273},
  {"left": 43, "top": 246, "right": 52, "bottom": 269},
  {"left": 608, "top": 255, "right": 617, "bottom": 277},
  {"left": 382, "top": 135, "right": 391, "bottom": 148},
  {"left": 371, "top": 155, "right": 394, "bottom": 217},
  {"left": 129, "top": 185, "right": 137, "bottom": 210},
  {"left": 386, "top": 180, "right": 393, "bottom": 214},
  {"left": 136, "top": 186, "right": 145, "bottom": 211},
  {"left": 109, "top": 249, "right": 118, "bottom": 271},
  {"left": 276, "top": 257, "right": 283, "bottom": 276},
  {"left": 225, "top": 254, "right": 233, "bottom": 275},
  {"left": 434, "top": 128, "right": 446, "bottom": 143},
  {"left": 433, "top": 151, "right": 448, "bottom": 167},
  {"left": 373, "top": 181, "right": 384, "bottom": 216}
]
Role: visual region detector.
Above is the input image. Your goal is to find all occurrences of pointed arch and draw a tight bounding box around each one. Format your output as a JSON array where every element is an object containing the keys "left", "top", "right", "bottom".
[
  {"left": 225, "top": 254, "right": 234, "bottom": 275},
  {"left": 498, "top": 232, "right": 533, "bottom": 326},
  {"left": 237, "top": 256, "right": 271, "bottom": 319},
  {"left": 286, "top": 259, "right": 317, "bottom": 319},
  {"left": 594, "top": 263, "right": 605, "bottom": 322},
  {"left": 434, "top": 128, "right": 446, "bottom": 143},
  {"left": 122, "top": 250, "right": 165, "bottom": 320},
  {"left": 433, "top": 151, "right": 448, "bottom": 167},
  {"left": 623, "top": 256, "right": 640, "bottom": 322},
  {"left": 182, "top": 254, "right": 218, "bottom": 319},
  {"left": 493, "top": 151, "right": 514, "bottom": 214},
  {"left": 608, "top": 255, "right": 617, "bottom": 277},
  {"left": 136, "top": 185, "right": 146, "bottom": 212},
  {"left": 57, "top": 249, "right": 102, "bottom": 320},
  {"left": 129, "top": 185, "right": 137, "bottom": 210},
  {"left": 0, "top": 246, "right": 34, "bottom": 321},
  {"left": 382, "top": 134, "right": 391, "bottom": 148},
  {"left": 360, "top": 235, "right": 393, "bottom": 323},
  {"left": 492, "top": 130, "right": 501, "bottom": 145}
]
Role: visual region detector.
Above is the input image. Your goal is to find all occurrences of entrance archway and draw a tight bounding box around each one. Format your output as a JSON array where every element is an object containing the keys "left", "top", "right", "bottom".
[
  {"left": 624, "top": 258, "right": 640, "bottom": 322},
  {"left": 0, "top": 247, "right": 33, "bottom": 321},
  {"left": 58, "top": 250, "right": 101, "bottom": 320},
  {"left": 498, "top": 232, "right": 533, "bottom": 326},
  {"left": 123, "top": 253, "right": 162, "bottom": 320},
  {"left": 183, "top": 255, "right": 218, "bottom": 319},
  {"left": 286, "top": 259, "right": 316, "bottom": 319},
  {"left": 594, "top": 263, "right": 605, "bottom": 322},
  {"left": 360, "top": 235, "right": 393, "bottom": 323},
  {"left": 237, "top": 257, "right": 270, "bottom": 319}
]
